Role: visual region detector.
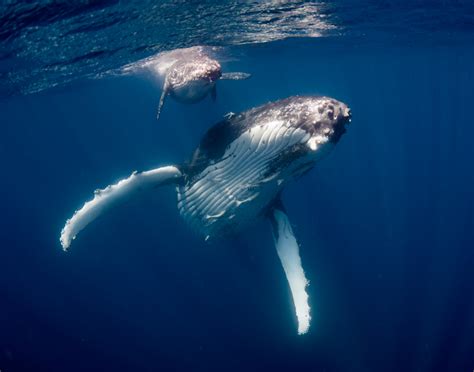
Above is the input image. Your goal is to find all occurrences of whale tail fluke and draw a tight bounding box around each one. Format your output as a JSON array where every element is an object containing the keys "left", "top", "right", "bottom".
[
  {"left": 60, "top": 166, "right": 182, "bottom": 251},
  {"left": 269, "top": 203, "right": 311, "bottom": 335}
]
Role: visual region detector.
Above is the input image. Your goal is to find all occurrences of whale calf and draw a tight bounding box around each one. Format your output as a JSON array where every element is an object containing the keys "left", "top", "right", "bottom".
[
  {"left": 149, "top": 46, "right": 250, "bottom": 120},
  {"left": 60, "top": 95, "right": 352, "bottom": 334}
]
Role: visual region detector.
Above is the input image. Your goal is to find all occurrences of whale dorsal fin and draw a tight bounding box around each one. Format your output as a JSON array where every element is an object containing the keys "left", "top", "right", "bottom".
[
  {"left": 220, "top": 72, "right": 251, "bottom": 80},
  {"left": 60, "top": 166, "right": 182, "bottom": 250},
  {"left": 268, "top": 200, "right": 311, "bottom": 335}
]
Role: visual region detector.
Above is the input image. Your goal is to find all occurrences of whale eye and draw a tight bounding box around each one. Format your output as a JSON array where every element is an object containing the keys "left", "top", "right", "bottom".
[{"left": 327, "top": 111, "right": 334, "bottom": 120}]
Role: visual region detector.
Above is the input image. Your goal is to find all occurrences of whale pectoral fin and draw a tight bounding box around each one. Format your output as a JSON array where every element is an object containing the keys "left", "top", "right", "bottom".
[
  {"left": 156, "top": 81, "right": 169, "bottom": 120},
  {"left": 220, "top": 72, "right": 251, "bottom": 80},
  {"left": 269, "top": 203, "right": 311, "bottom": 335},
  {"left": 211, "top": 85, "right": 217, "bottom": 101},
  {"left": 60, "top": 166, "right": 182, "bottom": 251}
]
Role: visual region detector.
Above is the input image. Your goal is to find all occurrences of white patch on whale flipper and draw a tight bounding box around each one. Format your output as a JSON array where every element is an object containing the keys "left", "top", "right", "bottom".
[
  {"left": 270, "top": 208, "right": 311, "bottom": 335},
  {"left": 60, "top": 166, "right": 182, "bottom": 250}
]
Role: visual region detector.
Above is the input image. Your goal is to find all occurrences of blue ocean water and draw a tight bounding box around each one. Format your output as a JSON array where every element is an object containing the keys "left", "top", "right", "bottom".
[{"left": 1, "top": 2, "right": 474, "bottom": 371}]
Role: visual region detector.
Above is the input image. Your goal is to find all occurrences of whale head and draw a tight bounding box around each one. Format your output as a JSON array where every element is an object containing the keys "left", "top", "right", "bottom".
[
  {"left": 167, "top": 57, "right": 222, "bottom": 103},
  {"left": 205, "top": 60, "right": 223, "bottom": 83},
  {"left": 282, "top": 96, "right": 351, "bottom": 163},
  {"left": 268, "top": 96, "right": 352, "bottom": 180},
  {"left": 301, "top": 96, "right": 352, "bottom": 149}
]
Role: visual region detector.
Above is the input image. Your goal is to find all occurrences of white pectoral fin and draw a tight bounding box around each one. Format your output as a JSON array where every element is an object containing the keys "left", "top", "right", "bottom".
[
  {"left": 220, "top": 72, "right": 251, "bottom": 80},
  {"left": 60, "top": 166, "right": 182, "bottom": 251},
  {"left": 270, "top": 206, "right": 311, "bottom": 335},
  {"left": 156, "top": 81, "right": 169, "bottom": 120}
]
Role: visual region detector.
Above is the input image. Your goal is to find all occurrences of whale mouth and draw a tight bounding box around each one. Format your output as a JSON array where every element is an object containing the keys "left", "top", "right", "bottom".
[
  {"left": 330, "top": 107, "right": 352, "bottom": 143},
  {"left": 341, "top": 106, "right": 352, "bottom": 125},
  {"left": 346, "top": 108, "right": 352, "bottom": 119},
  {"left": 339, "top": 107, "right": 352, "bottom": 128}
]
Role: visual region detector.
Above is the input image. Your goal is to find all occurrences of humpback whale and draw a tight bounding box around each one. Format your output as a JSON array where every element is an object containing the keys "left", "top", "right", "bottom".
[
  {"left": 152, "top": 46, "right": 250, "bottom": 120},
  {"left": 60, "top": 96, "right": 352, "bottom": 335}
]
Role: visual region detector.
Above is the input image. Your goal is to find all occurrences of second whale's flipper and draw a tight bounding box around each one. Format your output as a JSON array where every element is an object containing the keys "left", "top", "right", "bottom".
[
  {"left": 220, "top": 72, "right": 251, "bottom": 80},
  {"left": 156, "top": 80, "right": 169, "bottom": 120},
  {"left": 269, "top": 203, "right": 311, "bottom": 335},
  {"left": 60, "top": 166, "right": 182, "bottom": 251}
]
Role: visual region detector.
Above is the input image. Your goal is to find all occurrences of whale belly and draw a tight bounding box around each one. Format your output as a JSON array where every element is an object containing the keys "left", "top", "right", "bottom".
[
  {"left": 171, "top": 80, "right": 213, "bottom": 103},
  {"left": 177, "top": 119, "right": 311, "bottom": 239}
]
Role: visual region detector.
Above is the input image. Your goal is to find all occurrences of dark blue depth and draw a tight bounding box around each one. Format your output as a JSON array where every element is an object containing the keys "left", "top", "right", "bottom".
[{"left": 1, "top": 27, "right": 474, "bottom": 372}]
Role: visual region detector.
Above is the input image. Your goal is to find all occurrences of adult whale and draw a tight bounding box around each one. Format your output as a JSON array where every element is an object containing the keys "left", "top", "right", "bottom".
[{"left": 60, "top": 95, "right": 352, "bottom": 335}]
